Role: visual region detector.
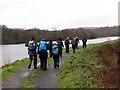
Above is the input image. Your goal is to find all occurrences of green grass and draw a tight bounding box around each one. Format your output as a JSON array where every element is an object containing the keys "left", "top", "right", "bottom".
[
  {"left": 59, "top": 40, "right": 118, "bottom": 88},
  {"left": 21, "top": 67, "right": 41, "bottom": 88},
  {"left": 1, "top": 58, "right": 29, "bottom": 82}
]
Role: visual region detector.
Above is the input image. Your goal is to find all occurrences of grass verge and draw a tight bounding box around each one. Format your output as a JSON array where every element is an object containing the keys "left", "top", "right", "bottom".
[
  {"left": 21, "top": 67, "right": 41, "bottom": 88},
  {"left": 59, "top": 40, "right": 119, "bottom": 88},
  {"left": 1, "top": 58, "right": 29, "bottom": 82}
]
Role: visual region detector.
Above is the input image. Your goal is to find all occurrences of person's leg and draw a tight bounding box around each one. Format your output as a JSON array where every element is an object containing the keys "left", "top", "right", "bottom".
[
  {"left": 34, "top": 54, "right": 37, "bottom": 69},
  {"left": 43, "top": 59, "right": 47, "bottom": 70},
  {"left": 60, "top": 47, "right": 62, "bottom": 57},
  {"left": 75, "top": 43, "right": 77, "bottom": 49},
  {"left": 50, "top": 50, "right": 52, "bottom": 58},
  {"left": 39, "top": 54, "right": 43, "bottom": 69},
  {"left": 74, "top": 48, "right": 76, "bottom": 53},
  {"left": 43, "top": 52, "right": 48, "bottom": 70},
  {"left": 73, "top": 45, "right": 75, "bottom": 53},
  {"left": 66, "top": 45, "right": 69, "bottom": 53},
  {"left": 53, "top": 56, "right": 56, "bottom": 68},
  {"left": 83, "top": 44, "right": 84, "bottom": 49},
  {"left": 44, "top": 57, "right": 47, "bottom": 70},
  {"left": 56, "top": 55, "right": 59, "bottom": 68},
  {"left": 28, "top": 55, "right": 33, "bottom": 69},
  {"left": 76, "top": 43, "right": 78, "bottom": 49},
  {"left": 65, "top": 45, "right": 67, "bottom": 53},
  {"left": 68, "top": 45, "right": 69, "bottom": 53},
  {"left": 85, "top": 43, "right": 86, "bottom": 48},
  {"left": 61, "top": 47, "right": 63, "bottom": 56},
  {"left": 73, "top": 49, "right": 75, "bottom": 53}
]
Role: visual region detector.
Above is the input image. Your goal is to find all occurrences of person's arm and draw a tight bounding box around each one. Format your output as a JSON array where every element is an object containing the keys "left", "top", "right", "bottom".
[
  {"left": 37, "top": 43, "right": 40, "bottom": 54},
  {"left": 58, "top": 45, "right": 61, "bottom": 56},
  {"left": 25, "top": 43, "right": 28, "bottom": 47},
  {"left": 68, "top": 40, "right": 70, "bottom": 44},
  {"left": 46, "top": 43, "right": 48, "bottom": 50},
  {"left": 64, "top": 40, "right": 66, "bottom": 45},
  {"left": 77, "top": 39, "right": 79, "bottom": 43},
  {"left": 61, "top": 41, "right": 64, "bottom": 47},
  {"left": 35, "top": 42, "right": 38, "bottom": 47}
]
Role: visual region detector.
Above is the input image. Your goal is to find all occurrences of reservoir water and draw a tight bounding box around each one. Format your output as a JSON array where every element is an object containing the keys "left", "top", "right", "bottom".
[{"left": 0, "top": 36, "right": 119, "bottom": 67}]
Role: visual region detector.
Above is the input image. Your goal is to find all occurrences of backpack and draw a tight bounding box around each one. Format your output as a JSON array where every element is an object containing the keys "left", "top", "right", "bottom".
[
  {"left": 72, "top": 40, "right": 76, "bottom": 45},
  {"left": 57, "top": 40, "right": 61, "bottom": 46},
  {"left": 65, "top": 40, "right": 69, "bottom": 45},
  {"left": 48, "top": 42, "right": 52, "bottom": 50},
  {"left": 39, "top": 41, "right": 47, "bottom": 52},
  {"left": 28, "top": 40, "right": 36, "bottom": 50},
  {"left": 52, "top": 44, "right": 59, "bottom": 55}
]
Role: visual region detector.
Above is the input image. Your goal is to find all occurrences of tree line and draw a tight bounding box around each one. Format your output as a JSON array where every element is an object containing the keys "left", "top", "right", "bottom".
[{"left": 0, "top": 25, "right": 119, "bottom": 45}]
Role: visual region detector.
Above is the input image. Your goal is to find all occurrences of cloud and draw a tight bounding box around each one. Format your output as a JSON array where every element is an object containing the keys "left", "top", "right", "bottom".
[{"left": 0, "top": 0, "right": 119, "bottom": 29}]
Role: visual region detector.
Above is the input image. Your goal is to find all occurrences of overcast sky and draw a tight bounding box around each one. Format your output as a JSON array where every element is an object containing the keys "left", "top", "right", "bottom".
[{"left": 0, "top": 0, "right": 119, "bottom": 30}]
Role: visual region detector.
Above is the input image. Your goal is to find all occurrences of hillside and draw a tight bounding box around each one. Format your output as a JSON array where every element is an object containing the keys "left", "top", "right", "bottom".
[
  {"left": 1, "top": 25, "right": 119, "bottom": 44},
  {"left": 91, "top": 26, "right": 118, "bottom": 37},
  {"left": 59, "top": 40, "right": 119, "bottom": 88}
]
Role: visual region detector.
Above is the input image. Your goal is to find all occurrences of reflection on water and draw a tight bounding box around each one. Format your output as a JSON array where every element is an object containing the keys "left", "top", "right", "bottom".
[{"left": 1, "top": 36, "right": 119, "bottom": 67}]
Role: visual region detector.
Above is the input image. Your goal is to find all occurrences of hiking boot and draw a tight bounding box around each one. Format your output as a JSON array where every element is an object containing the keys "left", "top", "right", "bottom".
[
  {"left": 28, "top": 65, "right": 31, "bottom": 69},
  {"left": 44, "top": 68, "right": 47, "bottom": 70},
  {"left": 54, "top": 65, "right": 56, "bottom": 69},
  {"left": 56, "top": 65, "right": 59, "bottom": 69}
]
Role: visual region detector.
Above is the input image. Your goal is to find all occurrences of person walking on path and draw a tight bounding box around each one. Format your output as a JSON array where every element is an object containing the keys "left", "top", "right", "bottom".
[
  {"left": 82, "top": 37, "right": 87, "bottom": 49},
  {"left": 38, "top": 39, "right": 48, "bottom": 70},
  {"left": 64, "top": 37, "right": 70, "bottom": 53},
  {"left": 48, "top": 40, "right": 53, "bottom": 58},
  {"left": 52, "top": 43, "right": 60, "bottom": 69},
  {"left": 57, "top": 37, "right": 64, "bottom": 57},
  {"left": 71, "top": 38, "right": 76, "bottom": 53},
  {"left": 75, "top": 37, "right": 79, "bottom": 49},
  {"left": 25, "top": 37, "right": 38, "bottom": 69}
]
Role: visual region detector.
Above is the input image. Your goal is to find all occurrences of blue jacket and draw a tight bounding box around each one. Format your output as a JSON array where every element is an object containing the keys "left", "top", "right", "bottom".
[{"left": 57, "top": 39, "right": 64, "bottom": 47}]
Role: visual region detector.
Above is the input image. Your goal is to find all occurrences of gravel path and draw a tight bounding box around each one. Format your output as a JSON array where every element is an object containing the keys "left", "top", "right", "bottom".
[
  {"left": 2, "top": 52, "right": 73, "bottom": 89},
  {"left": 2, "top": 66, "right": 32, "bottom": 88},
  {"left": 36, "top": 53, "right": 72, "bottom": 88}
]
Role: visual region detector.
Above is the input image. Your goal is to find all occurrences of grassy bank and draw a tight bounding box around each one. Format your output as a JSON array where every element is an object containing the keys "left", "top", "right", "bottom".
[
  {"left": 1, "top": 58, "right": 29, "bottom": 82},
  {"left": 59, "top": 40, "right": 119, "bottom": 88}
]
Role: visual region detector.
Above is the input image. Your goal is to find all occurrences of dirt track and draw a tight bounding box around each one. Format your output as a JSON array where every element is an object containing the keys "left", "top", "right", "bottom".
[
  {"left": 2, "top": 52, "right": 72, "bottom": 88},
  {"left": 36, "top": 53, "right": 72, "bottom": 88}
]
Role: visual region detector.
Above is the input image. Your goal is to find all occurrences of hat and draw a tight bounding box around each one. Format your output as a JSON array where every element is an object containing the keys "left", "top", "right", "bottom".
[{"left": 67, "top": 37, "right": 69, "bottom": 39}]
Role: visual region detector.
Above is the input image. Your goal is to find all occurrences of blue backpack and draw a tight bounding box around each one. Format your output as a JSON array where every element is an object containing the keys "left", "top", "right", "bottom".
[
  {"left": 52, "top": 44, "right": 59, "bottom": 55},
  {"left": 39, "top": 41, "right": 47, "bottom": 52}
]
